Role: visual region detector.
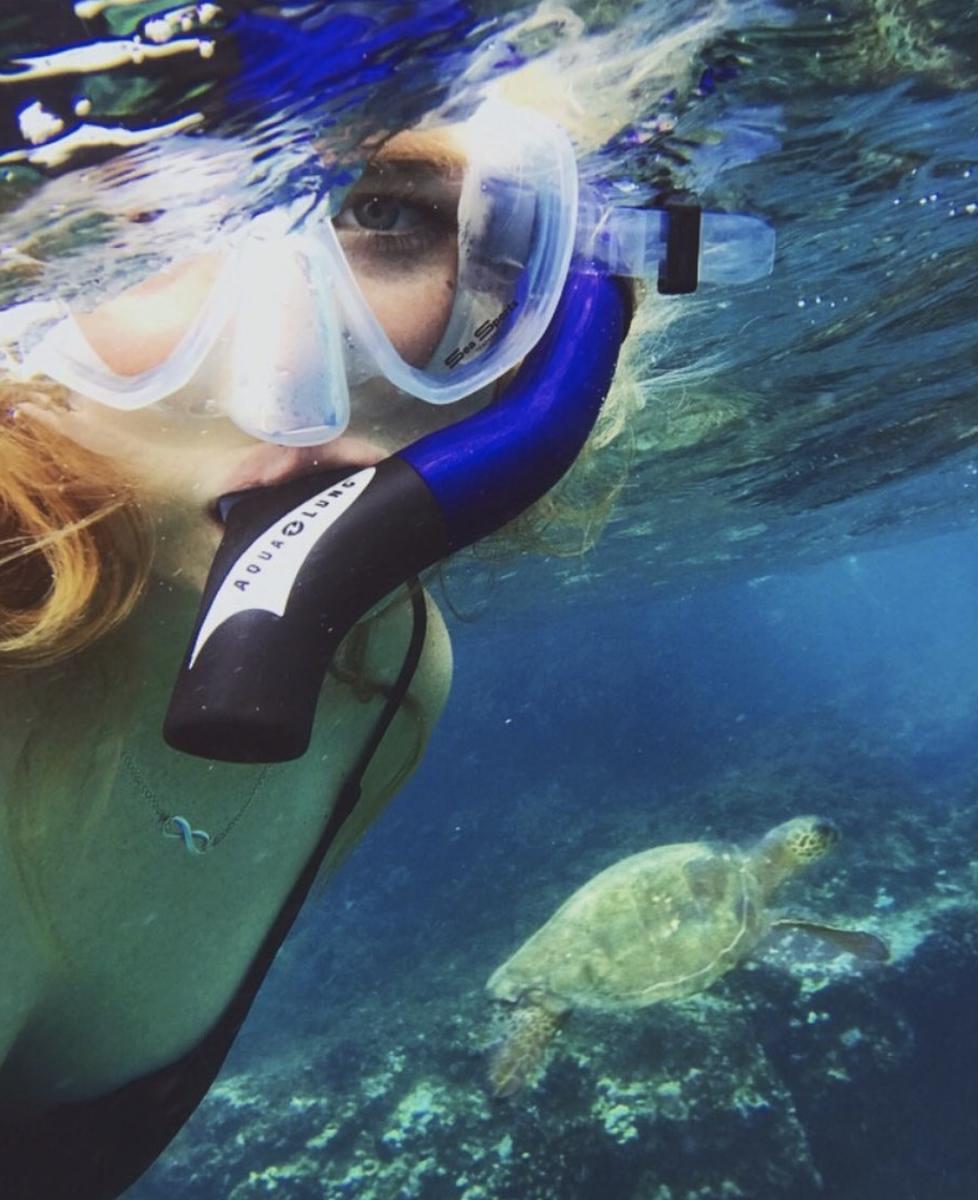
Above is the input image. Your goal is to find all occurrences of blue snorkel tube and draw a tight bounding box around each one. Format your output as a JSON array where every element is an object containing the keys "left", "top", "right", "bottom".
[{"left": 164, "top": 267, "right": 630, "bottom": 762}]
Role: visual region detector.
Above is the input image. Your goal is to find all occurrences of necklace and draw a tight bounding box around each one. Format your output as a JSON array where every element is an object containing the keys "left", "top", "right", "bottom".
[{"left": 121, "top": 749, "right": 270, "bottom": 856}]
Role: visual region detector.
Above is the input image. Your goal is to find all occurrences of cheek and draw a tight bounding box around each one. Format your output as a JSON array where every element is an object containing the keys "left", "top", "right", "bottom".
[
  {"left": 73, "top": 254, "right": 223, "bottom": 376},
  {"left": 24, "top": 397, "right": 255, "bottom": 516},
  {"left": 347, "top": 373, "right": 494, "bottom": 454},
  {"left": 354, "top": 244, "right": 458, "bottom": 367}
]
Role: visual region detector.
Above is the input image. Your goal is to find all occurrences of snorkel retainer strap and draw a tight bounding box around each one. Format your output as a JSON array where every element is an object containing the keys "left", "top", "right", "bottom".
[{"left": 163, "top": 270, "right": 629, "bottom": 762}]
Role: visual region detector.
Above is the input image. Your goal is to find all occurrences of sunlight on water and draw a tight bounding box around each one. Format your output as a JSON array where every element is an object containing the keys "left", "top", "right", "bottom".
[{"left": 3, "top": 1, "right": 966, "bottom": 589}]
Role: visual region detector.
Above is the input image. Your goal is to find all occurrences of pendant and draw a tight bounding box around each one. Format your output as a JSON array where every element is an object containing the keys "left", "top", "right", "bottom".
[{"left": 163, "top": 815, "right": 211, "bottom": 855}]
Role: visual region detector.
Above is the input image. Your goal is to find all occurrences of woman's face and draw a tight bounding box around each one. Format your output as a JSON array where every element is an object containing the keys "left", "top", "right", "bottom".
[{"left": 27, "top": 126, "right": 489, "bottom": 584}]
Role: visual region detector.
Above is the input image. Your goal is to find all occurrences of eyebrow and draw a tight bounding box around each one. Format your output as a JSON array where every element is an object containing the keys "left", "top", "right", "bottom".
[{"left": 371, "top": 129, "right": 467, "bottom": 173}]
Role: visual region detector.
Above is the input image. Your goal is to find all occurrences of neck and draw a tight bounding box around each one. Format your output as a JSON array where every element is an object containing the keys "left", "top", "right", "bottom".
[{"left": 748, "top": 832, "right": 796, "bottom": 900}]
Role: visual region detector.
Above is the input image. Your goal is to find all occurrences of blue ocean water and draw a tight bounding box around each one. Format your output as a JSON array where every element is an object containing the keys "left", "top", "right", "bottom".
[
  {"left": 127, "top": 527, "right": 978, "bottom": 1198},
  {"left": 2, "top": 1, "right": 977, "bottom": 1197},
  {"left": 195, "top": 528, "right": 974, "bottom": 1200}
]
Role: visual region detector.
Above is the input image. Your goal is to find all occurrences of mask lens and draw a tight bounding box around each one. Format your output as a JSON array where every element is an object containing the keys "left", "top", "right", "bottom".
[
  {"left": 21, "top": 252, "right": 239, "bottom": 411},
  {"left": 431, "top": 171, "right": 537, "bottom": 377},
  {"left": 21, "top": 100, "right": 576, "bottom": 435},
  {"left": 326, "top": 100, "right": 578, "bottom": 404},
  {"left": 332, "top": 135, "right": 465, "bottom": 371}
]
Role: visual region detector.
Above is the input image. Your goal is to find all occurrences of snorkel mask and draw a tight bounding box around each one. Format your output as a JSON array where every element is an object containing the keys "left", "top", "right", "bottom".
[{"left": 13, "top": 98, "right": 775, "bottom": 762}]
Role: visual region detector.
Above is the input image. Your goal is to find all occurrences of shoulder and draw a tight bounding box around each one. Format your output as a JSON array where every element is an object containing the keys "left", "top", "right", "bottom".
[
  {"left": 355, "top": 585, "right": 453, "bottom": 721},
  {"left": 317, "top": 586, "right": 451, "bottom": 872},
  {"left": 0, "top": 674, "right": 78, "bottom": 1072},
  {"left": 411, "top": 588, "right": 452, "bottom": 719}
]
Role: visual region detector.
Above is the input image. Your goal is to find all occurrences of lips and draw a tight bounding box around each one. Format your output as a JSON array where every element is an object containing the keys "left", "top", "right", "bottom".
[
  {"left": 210, "top": 435, "right": 386, "bottom": 522},
  {"left": 218, "top": 435, "right": 386, "bottom": 495}
]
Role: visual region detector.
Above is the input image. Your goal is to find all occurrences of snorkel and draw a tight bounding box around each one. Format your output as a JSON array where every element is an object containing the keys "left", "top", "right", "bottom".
[{"left": 164, "top": 266, "right": 631, "bottom": 761}]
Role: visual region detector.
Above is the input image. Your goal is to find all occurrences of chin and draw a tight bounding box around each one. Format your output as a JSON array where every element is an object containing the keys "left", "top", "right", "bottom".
[{"left": 213, "top": 434, "right": 387, "bottom": 510}]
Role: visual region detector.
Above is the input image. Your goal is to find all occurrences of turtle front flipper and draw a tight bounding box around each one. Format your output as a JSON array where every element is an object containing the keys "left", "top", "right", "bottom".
[
  {"left": 488, "top": 990, "right": 568, "bottom": 1098},
  {"left": 769, "top": 918, "right": 890, "bottom": 962}
]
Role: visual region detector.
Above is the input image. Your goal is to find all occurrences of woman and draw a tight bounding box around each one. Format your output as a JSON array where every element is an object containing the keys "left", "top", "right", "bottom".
[
  {"left": 0, "top": 9, "right": 770, "bottom": 1196},
  {"left": 0, "top": 83, "right": 640, "bottom": 1200}
]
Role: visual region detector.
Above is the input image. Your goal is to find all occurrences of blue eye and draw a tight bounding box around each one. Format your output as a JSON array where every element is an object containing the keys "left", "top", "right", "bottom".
[
  {"left": 333, "top": 189, "right": 457, "bottom": 274},
  {"left": 331, "top": 158, "right": 461, "bottom": 275},
  {"left": 344, "top": 194, "right": 415, "bottom": 232}
]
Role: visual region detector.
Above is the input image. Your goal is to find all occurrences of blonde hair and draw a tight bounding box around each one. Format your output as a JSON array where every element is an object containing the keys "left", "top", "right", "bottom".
[
  {"left": 497, "top": 305, "right": 642, "bottom": 558},
  {"left": 0, "top": 380, "right": 153, "bottom": 668}
]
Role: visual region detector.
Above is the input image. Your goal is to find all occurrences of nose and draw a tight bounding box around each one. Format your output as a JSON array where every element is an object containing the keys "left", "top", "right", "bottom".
[{"left": 226, "top": 235, "right": 351, "bottom": 446}]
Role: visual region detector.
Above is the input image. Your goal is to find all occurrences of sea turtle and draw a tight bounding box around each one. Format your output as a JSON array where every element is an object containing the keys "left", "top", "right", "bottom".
[{"left": 486, "top": 816, "right": 888, "bottom": 1097}]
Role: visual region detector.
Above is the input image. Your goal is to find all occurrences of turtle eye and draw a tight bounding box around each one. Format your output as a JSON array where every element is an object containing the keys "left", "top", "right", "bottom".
[{"left": 814, "top": 820, "right": 840, "bottom": 845}]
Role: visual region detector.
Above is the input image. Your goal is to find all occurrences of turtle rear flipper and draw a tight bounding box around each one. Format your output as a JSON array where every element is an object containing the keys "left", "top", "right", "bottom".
[{"left": 769, "top": 918, "right": 890, "bottom": 962}]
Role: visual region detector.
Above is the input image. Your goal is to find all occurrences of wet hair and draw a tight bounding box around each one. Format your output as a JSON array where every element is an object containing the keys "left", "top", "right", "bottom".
[
  {"left": 494, "top": 281, "right": 641, "bottom": 558},
  {"left": 0, "top": 380, "right": 153, "bottom": 668}
]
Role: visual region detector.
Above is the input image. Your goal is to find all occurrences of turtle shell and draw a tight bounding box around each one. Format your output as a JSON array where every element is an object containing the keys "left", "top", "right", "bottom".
[{"left": 487, "top": 841, "right": 765, "bottom": 1013}]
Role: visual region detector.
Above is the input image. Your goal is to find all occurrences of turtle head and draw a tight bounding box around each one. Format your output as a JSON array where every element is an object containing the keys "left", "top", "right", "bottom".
[
  {"left": 749, "top": 816, "right": 840, "bottom": 898},
  {"left": 487, "top": 988, "right": 569, "bottom": 1099}
]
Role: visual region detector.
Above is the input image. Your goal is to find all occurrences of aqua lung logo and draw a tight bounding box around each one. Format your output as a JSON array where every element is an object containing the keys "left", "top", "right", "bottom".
[
  {"left": 444, "top": 300, "right": 519, "bottom": 369},
  {"left": 230, "top": 512, "right": 314, "bottom": 592},
  {"left": 188, "top": 467, "right": 376, "bottom": 668}
]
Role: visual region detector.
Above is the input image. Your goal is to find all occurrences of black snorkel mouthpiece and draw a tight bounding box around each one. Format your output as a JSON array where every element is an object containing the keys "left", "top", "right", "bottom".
[
  {"left": 164, "top": 271, "right": 629, "bottom": 762},
  {"left": 163, "top": 459, "right": 448, "bottom": 761}
]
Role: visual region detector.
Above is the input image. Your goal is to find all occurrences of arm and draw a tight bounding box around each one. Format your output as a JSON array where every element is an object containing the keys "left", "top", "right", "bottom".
[
  {"left": 319, "top": 587, "right": 452, "bottom": 877},
  {"left": 0, "top": 826, "right": 48, "bottom": 1088}
]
